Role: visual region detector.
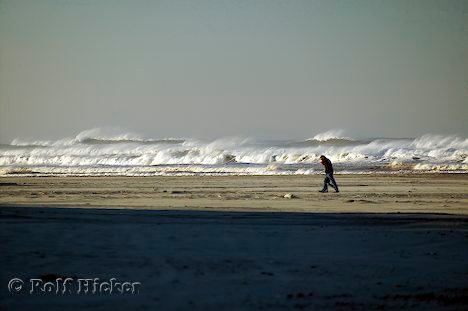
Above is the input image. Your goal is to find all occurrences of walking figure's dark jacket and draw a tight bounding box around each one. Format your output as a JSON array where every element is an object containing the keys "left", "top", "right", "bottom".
[{"left": 322, "top": 158, "right": 333, "bottom": 174}]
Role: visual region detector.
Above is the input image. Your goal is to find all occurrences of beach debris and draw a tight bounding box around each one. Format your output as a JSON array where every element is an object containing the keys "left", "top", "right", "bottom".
[
  {"left": 284, "top": 193, "right": 296, "bottom": 199},
  {"left": 0, "top": 182, "right": 19, "bottom": 187},
  {"left": 170, "top": 190, "right": 185, "bottom": 194}
]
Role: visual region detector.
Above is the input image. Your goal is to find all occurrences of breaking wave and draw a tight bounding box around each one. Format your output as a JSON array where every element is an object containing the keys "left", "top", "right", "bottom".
[
  {"left": 10, "top": 127, "right": 185, "bottom": 147},
  {"left": 308, "top": 129, "right": 353, "bottom": 142},
  {"left": 1, "top": 129, "right": 467, "bottom": 176}
]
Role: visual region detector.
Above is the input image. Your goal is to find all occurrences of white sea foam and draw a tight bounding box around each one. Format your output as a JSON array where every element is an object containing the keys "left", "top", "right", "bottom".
[
  {"left": 1, "top": 129, "right": 466, "bottom": 176},
  {"left": 75, "top": 127, "right": 145, "bottom": 142},
  {"left": 309, "top": 129, "right": 353, "bottom": 142}
]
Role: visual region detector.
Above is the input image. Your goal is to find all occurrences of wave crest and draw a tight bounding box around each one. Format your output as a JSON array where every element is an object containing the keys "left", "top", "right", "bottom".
[
  {"left": 11, "top": 128, "right": 185, "bottom": 146},
  {"left": 75, "top": 128, "right": 144, "bottom": 143},
  {"left": 309, "top": 129, "right": 353, "bottom": 142},
  {"left": 3, "top": 129, "right": 467, "bottom": 175}
]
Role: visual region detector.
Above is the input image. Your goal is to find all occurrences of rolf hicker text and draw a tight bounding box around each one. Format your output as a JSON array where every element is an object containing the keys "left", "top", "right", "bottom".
[{"left": 8, "top": 277, "right": 141, "bottom": 294}]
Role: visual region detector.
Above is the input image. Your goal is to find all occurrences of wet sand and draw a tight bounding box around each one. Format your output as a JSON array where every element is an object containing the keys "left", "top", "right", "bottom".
[{"left": 1, "top": 174, "right": 468, "bottom": 310}]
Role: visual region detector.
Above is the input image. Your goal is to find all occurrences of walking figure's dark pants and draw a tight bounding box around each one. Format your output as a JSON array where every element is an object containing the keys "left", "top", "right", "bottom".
[{"left": 322, "top": 173, "right": 339, "bottom": 192}]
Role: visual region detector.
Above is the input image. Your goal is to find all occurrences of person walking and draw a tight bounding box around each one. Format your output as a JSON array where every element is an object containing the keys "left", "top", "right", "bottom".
[{"left": 319, "top": 155, "right": 339, "bottom": 193}]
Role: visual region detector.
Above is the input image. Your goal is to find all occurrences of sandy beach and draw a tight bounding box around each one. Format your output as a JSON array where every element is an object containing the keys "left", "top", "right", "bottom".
[
  {"left": 1, "top": 174, "right": 468, "bottom": 310},
  {"left": 1, "top": 174, "right": 467, "bottom": 214}
]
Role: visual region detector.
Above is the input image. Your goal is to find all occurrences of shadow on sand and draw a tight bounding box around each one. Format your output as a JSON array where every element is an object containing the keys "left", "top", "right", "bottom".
[{"left": 1, "top": 205, "right": 468, "bottom": 310}]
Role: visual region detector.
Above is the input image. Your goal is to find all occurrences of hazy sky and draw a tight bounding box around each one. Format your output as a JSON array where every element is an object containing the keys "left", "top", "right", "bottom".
[{"left": 0, "top": 0, "right": 467, "bottom": 143}]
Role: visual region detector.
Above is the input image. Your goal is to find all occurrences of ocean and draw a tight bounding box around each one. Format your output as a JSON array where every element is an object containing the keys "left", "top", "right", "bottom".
[{"left": 1, "top": 129, "right": 466, "bottom": 176}]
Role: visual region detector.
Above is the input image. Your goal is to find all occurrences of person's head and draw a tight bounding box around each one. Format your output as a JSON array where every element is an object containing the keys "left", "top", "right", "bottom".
[{"left": 319, "top": 155, "right": 326, "bottom": 163}]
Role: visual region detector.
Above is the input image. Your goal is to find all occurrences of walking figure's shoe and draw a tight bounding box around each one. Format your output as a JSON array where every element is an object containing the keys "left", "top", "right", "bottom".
[{"left": 318, "top": 190, "right": 328, "bottom": 193}]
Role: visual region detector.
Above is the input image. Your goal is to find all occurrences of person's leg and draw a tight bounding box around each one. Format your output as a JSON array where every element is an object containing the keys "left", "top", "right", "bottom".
[
  {"left": 328, "top": 173, "right": 339, "bottom": 192},
  {"left": 321, "top": 175, "right": 329, "bottom": 192}
]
